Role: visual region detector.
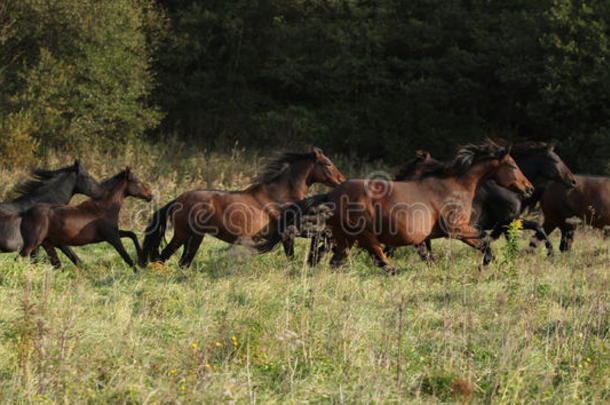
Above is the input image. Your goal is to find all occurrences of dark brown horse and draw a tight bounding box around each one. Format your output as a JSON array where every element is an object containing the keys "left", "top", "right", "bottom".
[
  {"left": 532, "top": 175, "right": 610, "bottom": 251},
  {"left": 19, "top": 168, "right": 153, "bottom": 269},
  {"left": 140, "top": 147, "right": 345, "bottom": 268},
  {"left": 263, "top": 142, "right": 533, "bottom": 273}
]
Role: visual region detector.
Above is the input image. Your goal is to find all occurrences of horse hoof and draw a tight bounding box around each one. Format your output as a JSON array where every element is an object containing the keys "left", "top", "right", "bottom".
[
  {"left": 546, "top": 250, "right": 555, "bottom": 258},
  {"left": 383, "top": 265, "right": 396, "bottom": 275}
]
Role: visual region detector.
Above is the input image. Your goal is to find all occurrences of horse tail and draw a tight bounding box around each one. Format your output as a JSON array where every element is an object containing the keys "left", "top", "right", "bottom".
[
  {"left": 140, "top": 200, "right": 176, "bottom": 266},
  {"left": 255, "top": 193, "right": 332, "bottom": 253}
]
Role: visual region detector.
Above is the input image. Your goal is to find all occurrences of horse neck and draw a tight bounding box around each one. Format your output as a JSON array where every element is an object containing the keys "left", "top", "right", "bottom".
[
  {"left": 10, "top": 172, "right": 76, "bottom": 211},
  {"left": 457, "top": 159, "right": 500, "bottom": 194},
  {"left": 251, "top": 160, "right": 313, "bottom": 204},
  {"left": 99, "top": 179, "right": 128, "bottom": 208}
]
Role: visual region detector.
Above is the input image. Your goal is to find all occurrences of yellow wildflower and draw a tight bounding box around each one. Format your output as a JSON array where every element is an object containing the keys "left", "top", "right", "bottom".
[
  {"left": 180, "top": 385, "right": 185, "bottom": 391},
  {"left": 170, "top": 369, "right": 176, "bottom": 374},
  {"left": 215, "top": 342, "right": 222, "bottom": 347},
  {"left": 192, "top": 343, "right": 198, "bottom": 349}
]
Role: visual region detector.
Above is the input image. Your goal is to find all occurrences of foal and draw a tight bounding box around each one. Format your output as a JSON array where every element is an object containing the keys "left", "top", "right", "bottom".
[{"left": 20, "top": 168, "right": 152, "bottom": 269}]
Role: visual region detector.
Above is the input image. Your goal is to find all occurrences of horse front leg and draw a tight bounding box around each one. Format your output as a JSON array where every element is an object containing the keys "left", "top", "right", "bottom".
[
  {"left": 57, "top": 245, "right": 83, "bottom": 266},
  {"left": 42, "top": 242, "right": 62, "bottom": 269},
  {"left": 119, "top": 230, "right": 143, "bottom": 265},
  {"left": 106, "top": 232, "right": 137, "bottom": 271},
  {"left": 307, "top": 230, "right": 332, "bottom": 267},
  {"left": 451, "top": 225, "right": 494, "bottom": 267}
]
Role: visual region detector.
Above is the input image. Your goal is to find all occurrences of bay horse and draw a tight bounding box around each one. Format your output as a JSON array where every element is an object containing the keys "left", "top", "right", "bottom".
[
  {"left": 0, "top": 160, "right": 102, "bottom": 264},
  {"left": 140, "top": 147, "right": 345, "bottom": 268},
  {"left": 386, "top": 142, "right": 576, "bottom": 260},
  {"left": 261, "top": 142, "right": 533, "bottom": 273},
  {"left": 531, "top": 175, "right": 610, "bottom": 252},
  {"left": 19, "top": 168, "right": 153, "bottom": 269}
]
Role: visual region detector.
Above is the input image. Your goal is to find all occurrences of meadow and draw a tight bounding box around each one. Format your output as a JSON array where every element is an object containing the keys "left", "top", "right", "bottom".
[{"left": 0, "top": 142, "right": 608, "bottom": 403}]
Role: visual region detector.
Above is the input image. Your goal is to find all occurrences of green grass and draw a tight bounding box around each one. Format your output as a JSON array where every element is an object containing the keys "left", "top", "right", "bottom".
[
  {"left": 0, "top": 143, "right": 608, "bottom": 403},
  {"left": 0, "top": 229, "right": 608, "bottom": 403}
]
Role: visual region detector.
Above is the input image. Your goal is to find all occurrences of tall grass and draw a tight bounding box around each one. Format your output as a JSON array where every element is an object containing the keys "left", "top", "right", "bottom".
[{"left": 0, "top": 139, "right": 608, "bottom": 403}]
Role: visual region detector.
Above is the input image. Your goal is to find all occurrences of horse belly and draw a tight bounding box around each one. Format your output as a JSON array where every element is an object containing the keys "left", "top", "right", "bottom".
[{"left": 377, "top": 202, "right": 435, "bottom": 246}]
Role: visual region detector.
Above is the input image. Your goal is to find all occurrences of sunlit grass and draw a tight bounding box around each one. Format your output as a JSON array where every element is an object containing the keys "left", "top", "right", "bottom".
[{"left": 0, "top": 143, "right": 608, "bottom": 403}]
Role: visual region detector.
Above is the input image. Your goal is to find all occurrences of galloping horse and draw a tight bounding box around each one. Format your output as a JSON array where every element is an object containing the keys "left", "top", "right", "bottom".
[
  {"left": 387, "top": 142, "right": 575, "bottom": 260},
  {"left": 0, "top": 160, "right": 102, "bottom": 263},
  {"left": 140, "top": 147, "right": 345, "bottom": 268},
  {"left": 19, "top": 168, "right": 152, "bottom": 269},
  {"left": 262, "top": 142, "right": 533, "bottom": 273},
  {"left": 532, "top": 175, "right": 609, "bottom": 252}
]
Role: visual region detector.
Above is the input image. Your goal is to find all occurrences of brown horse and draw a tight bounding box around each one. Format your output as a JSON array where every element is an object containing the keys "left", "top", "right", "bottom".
[
  {"left": 19, "top": 168, "right": 153, "bottom": 269},
  {"left": 532, "top": 175, "right": 610, "bottom": 251},
  {"left": 140, "top": 147, "right": 345, "bottom": 268},
  {"left": 263, "top": 142, "right": 533, "bottom": 273}
]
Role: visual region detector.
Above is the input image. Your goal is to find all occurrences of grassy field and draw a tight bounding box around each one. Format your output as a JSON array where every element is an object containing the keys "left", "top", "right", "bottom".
[{"left": 0, "top": 142, "right": 608, "bottom": 403}]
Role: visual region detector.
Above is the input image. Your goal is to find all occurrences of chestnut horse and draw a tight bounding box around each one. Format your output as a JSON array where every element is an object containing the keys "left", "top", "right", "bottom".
[
  {"left": 140, "top": 147, "right": 345, "bottom": 268},
  {"left": 262, "top": 142, "right": 533, "bottom": 273},
  {"left": 386, "top": 142, "right": 575, "bottom": 260},
  {"left": 19, "top": 168, "right": 153, "bottom": 269},
  {"left": 531, "top": 175, "right": 610, "bottom": 252}
]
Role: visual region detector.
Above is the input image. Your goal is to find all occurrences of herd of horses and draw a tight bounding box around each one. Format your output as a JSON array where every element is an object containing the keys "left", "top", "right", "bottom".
[{"left": 0, "top": 141, "right": 608, "bottom": 273}]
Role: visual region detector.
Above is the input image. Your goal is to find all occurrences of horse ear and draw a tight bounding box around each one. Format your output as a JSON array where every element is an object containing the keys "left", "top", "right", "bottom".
[
  {"left": 125, "top": 166, "right": 131, "bottom": 176},
  {"left": 502, "top": 144, "right": 512, "bottom": 158},
  {"left": 547, "top": 143, "right": 555, "bottom": 152},
  {"left": 416, "top": 150, "right": 431, "bottom": 160},
  {"left": 312, "top": 146, "right": 323, "bottom": 159},
  {"left": 73, "top": 159, "right": 82, "bottom": 172}
]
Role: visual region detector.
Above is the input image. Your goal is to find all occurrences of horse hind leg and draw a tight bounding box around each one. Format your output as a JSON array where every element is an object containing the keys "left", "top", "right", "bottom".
[
  {"left": 179, "top": 235, "right": 204, "bottom": 268},
  {"left": 160, "top": 235, "right": 184, "bottom": 263},
  {"left": 559, "top": 223, "right": 575, "bottom": 252}
]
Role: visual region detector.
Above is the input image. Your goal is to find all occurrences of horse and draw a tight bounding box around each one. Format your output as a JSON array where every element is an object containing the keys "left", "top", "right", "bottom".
[
  {"left": 261, "top": 141, "right": 533, "bottom": 273},
  {"left": 19, "top": 168, "right": 153, "bottom": 269},
  {"left": 531, "top": 175, "right": 610, "bottom": 252},
  {"left": 386, "top": 142, "right": 576, "bottom": 260},
  {"left": 0, "top": 160, "right": 102, "bottom": 264},
  {"left": 140, "top": 147, "right": 345, "bottom": 268}
]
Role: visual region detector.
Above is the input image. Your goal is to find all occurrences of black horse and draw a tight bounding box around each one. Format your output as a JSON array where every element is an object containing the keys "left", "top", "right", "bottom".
[{"left": 0, "top": 160, "right": 102, "bottom": 264}]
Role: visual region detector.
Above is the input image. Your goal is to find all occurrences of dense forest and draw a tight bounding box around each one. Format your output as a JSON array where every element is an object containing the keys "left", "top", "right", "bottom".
[{"left": 1, "top": 0, "right": 609, "bottom": 173}]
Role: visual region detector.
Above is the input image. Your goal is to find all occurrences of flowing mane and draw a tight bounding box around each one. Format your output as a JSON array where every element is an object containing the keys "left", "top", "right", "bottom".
[
  {"left": 11, "top": 165, "right": 75, "bottom": 199},
  {"left": 394, "top": 151, "right": 442, "bottom": 181},
  {"left": 249, "top": 151, "right": 316, "bottom": 187},
  {"left": 417, "top": 141, "right": 506, "bottom": 178},
  {"left": 101, "top": 170, "right": 128, "bottom": 191}
]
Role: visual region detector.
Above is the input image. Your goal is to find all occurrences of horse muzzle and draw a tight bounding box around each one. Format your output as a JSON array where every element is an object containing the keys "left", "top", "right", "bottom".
[{"left": 520, "top": 186, "right": 535, "bottom": 199}]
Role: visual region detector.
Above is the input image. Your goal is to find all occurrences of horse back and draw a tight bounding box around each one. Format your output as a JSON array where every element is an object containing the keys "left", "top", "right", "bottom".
[{"left": 543, "top": 175, "right": 610, "bottom": 228}]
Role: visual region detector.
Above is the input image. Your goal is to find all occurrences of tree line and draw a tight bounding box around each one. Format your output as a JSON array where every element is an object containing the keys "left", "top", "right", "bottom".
[{"left": 1, "top": 0, "right": 609, "bottom": 173}]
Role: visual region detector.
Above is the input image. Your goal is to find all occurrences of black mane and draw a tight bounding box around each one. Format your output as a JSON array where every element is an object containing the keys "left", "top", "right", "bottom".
[
  {"left": 418, "top": 141, "right": 506, "bottom": 178},
  {"left": 249, "top": 152, "right": 316, "bottom": 186},
  {"left": 101, "top": 169, "right": 129, "bottom": 190},
  {"left": 11, "top": 165, "right": 75, "bottom": 198}
]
